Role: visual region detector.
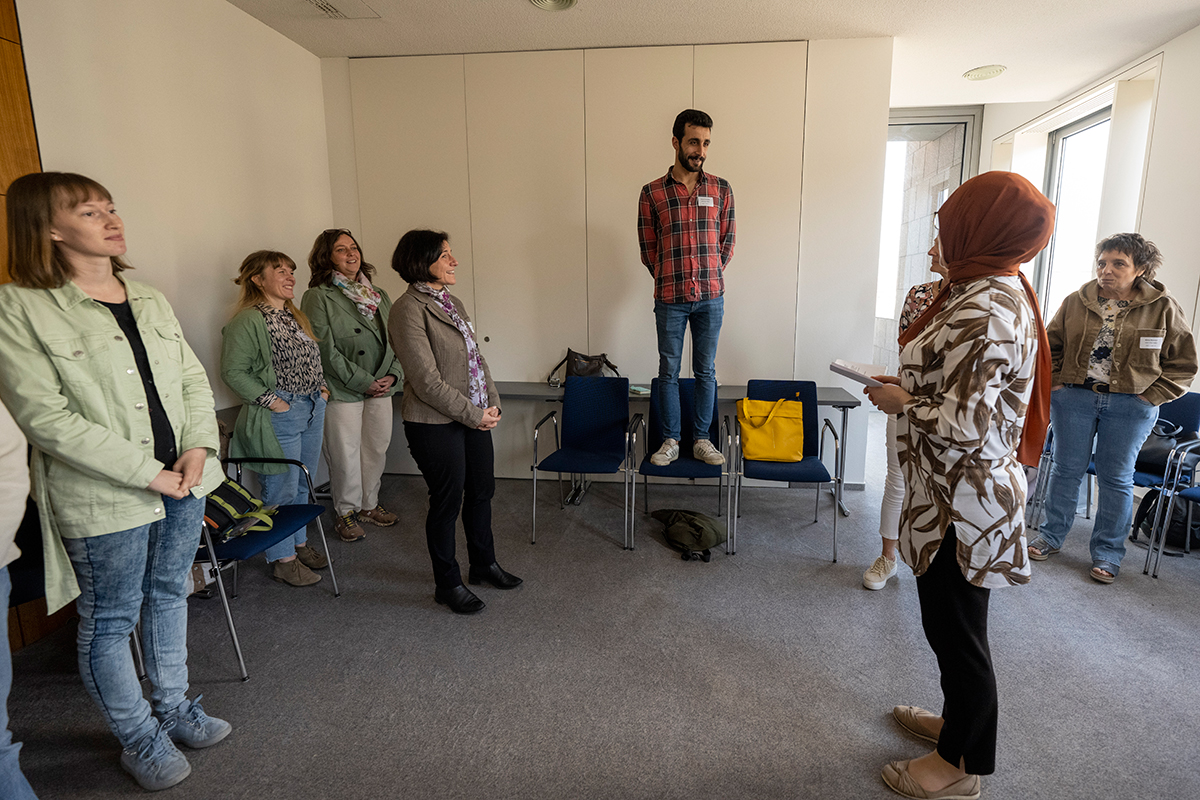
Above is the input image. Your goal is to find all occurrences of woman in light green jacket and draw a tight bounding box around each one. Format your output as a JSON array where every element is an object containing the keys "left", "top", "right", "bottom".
[
  {"left": 0, "top": 172, "right": 229, "bottom": 791},
  {"left": 301, "top": 229, "right": 403, "bottom": 542}
]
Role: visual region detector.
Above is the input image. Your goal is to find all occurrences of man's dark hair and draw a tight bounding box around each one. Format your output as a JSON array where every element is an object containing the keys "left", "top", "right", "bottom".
[
  {"left": 392, "top": 229, "right": 449, "bottom": 284},
  {"left": 673, "top": 109, "right": 713, "bottom": 142}
]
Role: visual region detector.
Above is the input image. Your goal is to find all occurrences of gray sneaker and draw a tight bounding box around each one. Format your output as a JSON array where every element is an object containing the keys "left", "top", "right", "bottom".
[
  {"left": 693, "top": 439, "right": 725, "bottom": 465},
  {"left": 650, "top": 439, "right": 680, "bottom": 466},
  {"left": 164, "top": 695, "right": 232, "bottom": 749},
  {"left": 121, "top": 720, "right": 191, "bottom": 791}
]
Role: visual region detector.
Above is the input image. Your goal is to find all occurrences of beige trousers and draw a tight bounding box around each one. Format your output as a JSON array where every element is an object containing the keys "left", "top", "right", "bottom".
[{"left": 322, "top": 396, "right": 393, "bottom": 516}]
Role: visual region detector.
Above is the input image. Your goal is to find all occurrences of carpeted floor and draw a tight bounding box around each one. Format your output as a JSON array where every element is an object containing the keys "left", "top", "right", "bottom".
[{"left": 11, "top": 412, "right": 1200, "bottom": 799}]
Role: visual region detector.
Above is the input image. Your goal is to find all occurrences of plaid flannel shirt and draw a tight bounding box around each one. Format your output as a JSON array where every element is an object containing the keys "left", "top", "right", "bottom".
[{"left": 638, "top": 167, "right": 735, "bottom": 303}]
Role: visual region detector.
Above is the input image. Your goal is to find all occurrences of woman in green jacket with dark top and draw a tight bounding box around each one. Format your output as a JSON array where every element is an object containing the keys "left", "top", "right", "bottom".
[
  {"left": 0, "top": 172, "right": 229, "bottom": 791},
  {"left": 301, "top": 229, "right": 403, "bottom": 542}
]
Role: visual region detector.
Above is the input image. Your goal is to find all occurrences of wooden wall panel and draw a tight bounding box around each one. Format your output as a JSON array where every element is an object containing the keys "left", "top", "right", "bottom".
[
  {"left": 583, "top": 47, "right": 694, "bottom": 383},
  {"left": 0, "top": 0, "right": 18, "bottom": 45},
  {"left": 0, "top": 39, "right": 38, "bottom": 192},
  {"left": 464, "top": 50, "right": 588, "bottom": 381}
]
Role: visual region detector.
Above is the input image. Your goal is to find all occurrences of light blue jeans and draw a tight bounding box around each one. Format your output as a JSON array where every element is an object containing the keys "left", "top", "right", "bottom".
[
  {"left": 654, "top": 296, "right": 723, "bottom": 443},
  {"left": 0, "top": 567, "right": 38, "bottom": 799},
  {"left": 259, "top": 390, "right": 325, "bottom": 563},
  {"left": 62, "top": 493, "right": 204, "bottom": 749},
  {"left": 1037, "top": 386, "right": 1158, "bottom": 574}
]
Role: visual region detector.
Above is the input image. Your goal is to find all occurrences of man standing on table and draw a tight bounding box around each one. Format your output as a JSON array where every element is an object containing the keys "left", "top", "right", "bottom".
[{"left": 638, "top": 108, "right": 735, "bottom": 466}]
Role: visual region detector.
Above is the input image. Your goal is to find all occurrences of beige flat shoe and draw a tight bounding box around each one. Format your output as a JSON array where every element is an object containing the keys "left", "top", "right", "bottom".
[
  {"left": 882, "top": 760, "right": 980, "bottom": 800},
  {"left": 893, "top": 705, "right": 942, "bottom": 743}
]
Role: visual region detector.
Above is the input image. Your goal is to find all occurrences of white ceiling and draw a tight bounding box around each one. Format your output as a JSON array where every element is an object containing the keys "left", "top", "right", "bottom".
[{"left": 224, "top": 0, "right": 1200, "bottom": 107}]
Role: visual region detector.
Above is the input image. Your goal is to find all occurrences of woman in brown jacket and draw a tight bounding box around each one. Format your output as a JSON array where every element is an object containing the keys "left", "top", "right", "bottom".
[
  {"left": 387, "top": 230, "right": 521, "bottom": 614},
  {"left": 1028, "top": 233, "right": 1198, "bottom": 583}
]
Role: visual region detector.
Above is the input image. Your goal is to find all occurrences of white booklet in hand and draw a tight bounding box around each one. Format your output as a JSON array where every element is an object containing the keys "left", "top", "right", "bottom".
[{"left": 830, "top": 359, "right": 886, "bottom": 387}]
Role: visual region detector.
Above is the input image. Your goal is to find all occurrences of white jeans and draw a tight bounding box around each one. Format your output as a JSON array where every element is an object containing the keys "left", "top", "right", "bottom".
[
  {"left": 879, "top": 412, "right": 904, "bottom": 541},
  {"left": 322, "top": 396, "right": 394, "bottom": 516}
]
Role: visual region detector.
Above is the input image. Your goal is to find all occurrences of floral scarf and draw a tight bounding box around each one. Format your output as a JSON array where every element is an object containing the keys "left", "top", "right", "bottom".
[
  {"left": 414, "top": 283, "right": 489, "bottom": 409},
  {"left": 332, "top": 270, "right": 382, "bottom": 319}
]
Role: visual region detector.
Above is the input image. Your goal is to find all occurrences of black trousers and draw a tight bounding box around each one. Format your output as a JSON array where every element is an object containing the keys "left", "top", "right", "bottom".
[
  {"left": 404, "top": 421, "right": 497, "bottom": 590},
  {"left": 915, "top": 526, "right": 997, "bottom": 775}
]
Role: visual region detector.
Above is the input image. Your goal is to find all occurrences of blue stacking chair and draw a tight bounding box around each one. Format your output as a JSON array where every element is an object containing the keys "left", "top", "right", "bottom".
[
  {"left": 637, "top": 378, "right": 729, "bottom": 517},
  {"left": 729, "top": 380, "right": 840, "bottom": 559},
  {"left": 532, "top": 376, "right": 639, "bottom": 549},
  {"left": 196, "top": 458, "right": 340, "bottom": 681}
]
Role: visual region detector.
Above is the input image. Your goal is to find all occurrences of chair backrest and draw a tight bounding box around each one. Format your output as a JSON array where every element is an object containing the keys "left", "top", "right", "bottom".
[
  {"left": 647, "top": 378, "right": 720, "bottom": 452},
  {"left": 561, "top": 376, "right": 630, "bottom": 458},
  {"left": 745, "top": 379, "right": 819, "bottom": 458},
  {"left": 1157, "top": 391, "right": 1200, "bottom": 433}
]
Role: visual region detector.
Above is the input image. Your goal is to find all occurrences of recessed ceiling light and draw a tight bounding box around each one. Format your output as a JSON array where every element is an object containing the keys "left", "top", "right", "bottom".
[
  {"left": 530, "top": 0, "right": 577, "bottom": 9},
  {"left": 963, "top": 65, "right": 1006, "bottom": 81}
]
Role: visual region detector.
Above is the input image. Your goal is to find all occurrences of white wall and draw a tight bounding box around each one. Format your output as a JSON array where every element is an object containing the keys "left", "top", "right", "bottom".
[
  {"left": 17, "top": 0, "right": 334, "bottom": 407},
  {"left": 799, "top": 38, "right": 893, "bottom": 487},
  {"left": 1137, "top": 24, "right": 1200, "bottom": 326}
]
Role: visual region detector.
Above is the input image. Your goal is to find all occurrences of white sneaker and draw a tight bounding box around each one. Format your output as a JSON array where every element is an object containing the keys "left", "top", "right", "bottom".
[
  {"left": 862, "top": 555, "right": 898, "bottom": 590},
  {"left": 693, "top": 439, "right": 725, "bottom": 465},
  {"left": 650, "top": 439, "right": 679, "bottom": 466}
]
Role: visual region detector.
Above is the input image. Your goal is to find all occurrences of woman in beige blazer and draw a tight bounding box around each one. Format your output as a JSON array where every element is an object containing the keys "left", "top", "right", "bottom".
[{"left": 387, "top": 229, "right": 521, "bottom": 614}]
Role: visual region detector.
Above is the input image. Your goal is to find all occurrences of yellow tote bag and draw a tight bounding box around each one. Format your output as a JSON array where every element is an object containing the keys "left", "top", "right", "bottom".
[{"left": 737, "top": 397, "right": 805, "bottom": 462}]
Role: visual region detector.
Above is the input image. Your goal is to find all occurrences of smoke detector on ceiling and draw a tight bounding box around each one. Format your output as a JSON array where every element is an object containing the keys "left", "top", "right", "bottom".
[
  {"left": 963, "top": 65, "right": 1006, "bottom": 81},
  {"left": 530, "top": 0, "right": 578, "bottom": 10}
]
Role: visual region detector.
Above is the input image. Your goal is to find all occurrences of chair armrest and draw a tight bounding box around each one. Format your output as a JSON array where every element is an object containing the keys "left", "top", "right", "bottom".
[
  {"left": 222, "top": 457, "right": 320, "bottom": 504},
  {"left": 627, "top": 413, "right": 645, "bottom": 464},
  {"left": 819, "top": 418, "right": 841, "bottom": 476},
  {"left": 533, "top": 410, "right": 559, "bottom": 469}
]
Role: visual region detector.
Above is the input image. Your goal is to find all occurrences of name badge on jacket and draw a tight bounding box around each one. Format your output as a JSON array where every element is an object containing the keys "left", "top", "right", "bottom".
[
  {"left": 698, "top": 196, "right": 714, "bottom": 207},
  {"left": 1141, "top": 336, "right": 1164, "bottom": 349}
]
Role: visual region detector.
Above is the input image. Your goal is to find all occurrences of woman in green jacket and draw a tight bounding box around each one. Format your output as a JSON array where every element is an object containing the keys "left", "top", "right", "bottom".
[
  {"left": 301, "top": 229, "right": 403, "bottom": 542},
  {"left": 0, "top": 172, "right": 229, "bottom": 791},
  {"left": 221, "top": 251, "right": 329, "bottom": 587}
]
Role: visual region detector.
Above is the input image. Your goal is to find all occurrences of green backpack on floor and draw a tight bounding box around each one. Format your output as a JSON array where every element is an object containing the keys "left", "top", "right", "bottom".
[{"left": 650, "top": 508, "right": 727, "bottom": 562}]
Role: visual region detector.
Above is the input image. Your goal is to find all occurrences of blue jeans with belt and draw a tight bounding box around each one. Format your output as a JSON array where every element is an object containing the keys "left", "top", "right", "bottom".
[
  {"left": 654, "top": 296, "right": 724, "bottom": 443},
  {"left": 62, "top": 493, "right": 204, "bottom": 749},
  {"left": 0, "top": 567, "right": 38, "bottom": 799},
  {"left": 1037, "top": 385, "right": 1158, "bottom": 574},
  {"left": 259, "top": 390, "right": 326, "bottom": 562}
]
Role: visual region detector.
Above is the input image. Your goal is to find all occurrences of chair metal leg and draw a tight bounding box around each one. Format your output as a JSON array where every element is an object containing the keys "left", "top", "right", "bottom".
[
  {"left": 1086, "top": 475, "right": 1093, "bottom": 519},
  {"left": 532, "top": 468, "right": 538, "bottom": 544},
  {"left": 716, "top": 471, "right": 722, "bottom": 517},
  {"left": 203, "top": 528, "right": 249, "bottom": 681},
  {"left": 813, "top": 482, "right": 820, "bottom": 522},
  {"left": 313, "top": 517, "right": 340, "bottom": 597},
  {"left": 231, "top": 560, "right": 240, "bottom": 598},
  {"left": 831, "top": 481, "right": 838, "bottom": 563}
]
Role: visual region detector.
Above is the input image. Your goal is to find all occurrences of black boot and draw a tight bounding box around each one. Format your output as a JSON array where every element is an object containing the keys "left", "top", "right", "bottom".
[{"left": 434, "top": 584, "right": 485, "bottom": 614}]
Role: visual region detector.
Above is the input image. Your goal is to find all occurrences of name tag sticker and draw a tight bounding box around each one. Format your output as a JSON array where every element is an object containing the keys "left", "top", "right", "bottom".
[
  {"left": 698, "top": 196, "right": 714, "bottom": 207},
  {"left": 1140, "top": 336, "right": 1164, "bottom": 349}
]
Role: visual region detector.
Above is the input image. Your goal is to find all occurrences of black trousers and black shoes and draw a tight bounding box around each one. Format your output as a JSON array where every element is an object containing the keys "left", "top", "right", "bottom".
[{"left": 405, "top": 420, "right": 522, "bottom": 614}]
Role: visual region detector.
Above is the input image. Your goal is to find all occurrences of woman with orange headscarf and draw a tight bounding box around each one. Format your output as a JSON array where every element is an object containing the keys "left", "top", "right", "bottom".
[{"left": 865, "top": 171, "right": 1054, "bottom": 800}]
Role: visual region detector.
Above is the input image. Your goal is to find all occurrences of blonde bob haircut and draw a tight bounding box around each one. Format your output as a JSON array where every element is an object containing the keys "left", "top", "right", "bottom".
[
  {"left": 5, "top": 172, "right": 132, "bottom": 289},
  {"left": 232, "top": 250, "right": 317, "bottom": 341}
]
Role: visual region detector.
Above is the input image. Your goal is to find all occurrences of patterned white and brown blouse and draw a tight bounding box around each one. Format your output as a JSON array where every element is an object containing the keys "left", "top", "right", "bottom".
[{"left": 896, "top": 275, "right": 1038, "bottom": 588}]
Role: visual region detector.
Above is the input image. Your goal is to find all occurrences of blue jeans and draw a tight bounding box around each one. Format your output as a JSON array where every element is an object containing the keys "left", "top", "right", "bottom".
[
  {"left": 654, "top": 296, "right": 724, "bottom": 442},
  {"left": 1038, "top": 386, "right": 1158, "bottom": 573},
  {"left": 62, "top": 493, "right": 204, "bottom": 749},
  {"left": 259, "top": 390, "right": 326, "bottom": 562},
  {"left": 0, "top": 567, "right": 38, "bottom": 799}
]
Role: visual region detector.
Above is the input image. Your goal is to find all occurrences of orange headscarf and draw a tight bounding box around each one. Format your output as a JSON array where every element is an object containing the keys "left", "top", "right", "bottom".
[{"left": 897, "top": 171, "right": 1056, "bottom": 467}]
